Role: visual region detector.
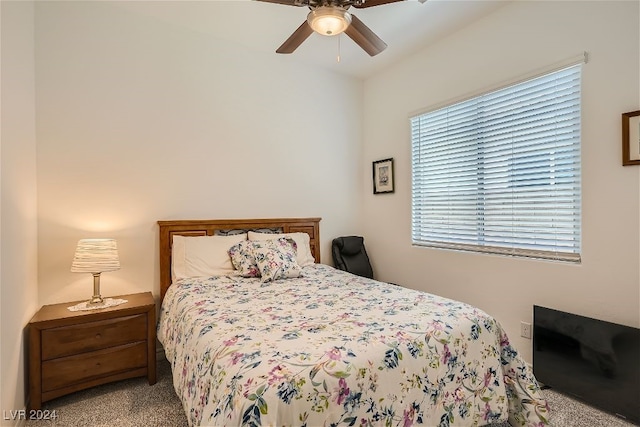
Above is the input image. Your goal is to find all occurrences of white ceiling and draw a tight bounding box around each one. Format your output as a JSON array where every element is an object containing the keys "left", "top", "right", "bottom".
[{"left": 115, "top": 0, "right": 509, "bottom": 80}]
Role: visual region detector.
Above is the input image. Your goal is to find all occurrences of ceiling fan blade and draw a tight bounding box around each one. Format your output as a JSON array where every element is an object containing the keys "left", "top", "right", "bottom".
[
  {"left": 344, "top": 15, "right": 387, "bottom": 56},
  {"left": 276, "top": 21, "right": 314, "bottom": 54},
  {"left": 254, "top": 0, "right": 303, "bottom": 6},
  {"left": 352, "top": 0, "right": 404, "bottom": 8}
]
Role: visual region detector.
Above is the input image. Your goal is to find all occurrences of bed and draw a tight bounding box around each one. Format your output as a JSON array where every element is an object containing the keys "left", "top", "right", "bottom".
[{"left": 157, "top": 218, "right": 550, "bottom": 427}]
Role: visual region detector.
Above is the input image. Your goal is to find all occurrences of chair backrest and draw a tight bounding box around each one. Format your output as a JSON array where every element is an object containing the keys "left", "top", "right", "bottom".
[{"left": 331, "top": 236, "right": 374, "bottom": 279}]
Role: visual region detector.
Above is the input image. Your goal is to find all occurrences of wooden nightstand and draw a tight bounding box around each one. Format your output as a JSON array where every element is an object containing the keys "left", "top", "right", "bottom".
[{"left": 28, "top": 292, "right": 156, "bottom": 410}]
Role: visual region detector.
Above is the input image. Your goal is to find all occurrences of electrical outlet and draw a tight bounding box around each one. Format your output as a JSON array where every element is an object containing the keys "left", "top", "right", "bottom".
[{"left": 520, "top": 321, "right": 532, "bottom": 339}]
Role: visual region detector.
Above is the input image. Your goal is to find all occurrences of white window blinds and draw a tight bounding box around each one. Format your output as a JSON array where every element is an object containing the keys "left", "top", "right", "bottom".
[{"left": 410, "top": 64, "right": 582, "bottom": 262}]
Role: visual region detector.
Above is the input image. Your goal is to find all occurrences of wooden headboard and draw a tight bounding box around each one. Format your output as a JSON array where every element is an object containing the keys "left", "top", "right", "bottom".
[{"left": 158, "top": 217, "right": 321, "bottom": 302}]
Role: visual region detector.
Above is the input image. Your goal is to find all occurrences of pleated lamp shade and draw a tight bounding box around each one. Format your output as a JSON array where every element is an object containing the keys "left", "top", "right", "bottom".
[{"left": 71, "top": 239, "right": 120, "bottom": 273}]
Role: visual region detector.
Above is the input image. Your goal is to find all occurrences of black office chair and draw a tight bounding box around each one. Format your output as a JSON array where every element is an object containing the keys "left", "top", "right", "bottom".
[{"left": 332, "top": 236, "right": 374, "bottom": 279}]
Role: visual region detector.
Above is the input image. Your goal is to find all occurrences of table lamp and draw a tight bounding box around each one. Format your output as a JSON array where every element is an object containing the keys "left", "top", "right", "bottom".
[{"left": 71, "top": 238, "right": 120, "bottom": 305}]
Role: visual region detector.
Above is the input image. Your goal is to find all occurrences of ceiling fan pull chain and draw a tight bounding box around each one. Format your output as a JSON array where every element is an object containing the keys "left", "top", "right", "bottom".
[{"left": 337, "top": 35, "right": 341, "bottom": 63}]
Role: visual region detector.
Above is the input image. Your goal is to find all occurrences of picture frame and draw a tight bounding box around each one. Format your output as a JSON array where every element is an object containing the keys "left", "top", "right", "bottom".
[
  {"left": 372, "top": 158, "right": 394, "bottom": 194},
  {"left": 622, "top": 110, "right": 640, "bottom": 166}
]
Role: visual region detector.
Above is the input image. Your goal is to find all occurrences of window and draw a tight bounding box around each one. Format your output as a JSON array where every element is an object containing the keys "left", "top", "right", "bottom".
[{"left": 410, "top": 64, "right": 582, "bottom": 262}]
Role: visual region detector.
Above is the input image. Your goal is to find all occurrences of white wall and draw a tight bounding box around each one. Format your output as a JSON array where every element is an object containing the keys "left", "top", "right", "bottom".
[
  {"left": 34, "top": 2, "right": 364, "bottom": 305},
  {"left": 362, "top": 0, "right": 640, "bottom": 362},
  {"left": 1, "top": 0, "right": 39, "bottom": 418}
]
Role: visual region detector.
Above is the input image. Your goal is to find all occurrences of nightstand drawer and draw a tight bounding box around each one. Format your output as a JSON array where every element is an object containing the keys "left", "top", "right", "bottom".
[
  {"left": 41, "top": 341, "right": 147, "bottom": 392},
  {"left": 41, "top": 314, "right": 147, "bottom": 360}
]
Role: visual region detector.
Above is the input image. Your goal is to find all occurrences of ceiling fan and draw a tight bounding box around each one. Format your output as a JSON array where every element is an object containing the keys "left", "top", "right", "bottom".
[{"left": 256, "top": 0, "right": 424, "bottom": 57}]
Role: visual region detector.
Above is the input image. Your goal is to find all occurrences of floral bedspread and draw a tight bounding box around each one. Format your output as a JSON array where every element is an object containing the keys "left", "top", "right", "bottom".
[{"left": 158, "top": 264, "right": 549, "bottom": 427}]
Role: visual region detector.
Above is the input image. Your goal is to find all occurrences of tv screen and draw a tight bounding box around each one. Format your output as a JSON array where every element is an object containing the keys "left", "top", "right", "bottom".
[{"left": 533, "top": 305, "right": 640, "bottom": 424}]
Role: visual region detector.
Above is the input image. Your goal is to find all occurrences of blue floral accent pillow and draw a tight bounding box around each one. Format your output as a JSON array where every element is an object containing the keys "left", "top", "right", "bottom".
[
  {"left": 228, "top": 240, "right": 261, "bottom": 278},
  {"left": 252, "top": 238, "right": 302, "bottom": 283}
]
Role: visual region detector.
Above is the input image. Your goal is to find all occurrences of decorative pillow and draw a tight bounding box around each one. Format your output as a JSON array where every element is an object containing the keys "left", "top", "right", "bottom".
[
  {"left": 248, "top": 231, "right": 315, "bottom": 267},
  {"left": 252, "top": 238, "right": 302, "bottom": 283},
  {"left": 172, "top": 233, "right": 247, "bottom": 282},
  {"left": 228, "top": 240, "right": 261, "bottom": 278}
]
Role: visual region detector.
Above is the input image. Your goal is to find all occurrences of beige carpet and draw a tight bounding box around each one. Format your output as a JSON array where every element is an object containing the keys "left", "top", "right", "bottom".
[
  {"left": 25, "top": 358, "right": 637, "bottom": 427},
  {"left": 25, "top": 359, "right": 187, "bottom": 427}
]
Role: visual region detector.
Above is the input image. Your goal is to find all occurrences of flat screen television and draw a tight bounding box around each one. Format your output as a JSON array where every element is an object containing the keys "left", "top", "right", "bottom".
[{"left": 533, "top": 305, "right": 640, "bottom": 424}]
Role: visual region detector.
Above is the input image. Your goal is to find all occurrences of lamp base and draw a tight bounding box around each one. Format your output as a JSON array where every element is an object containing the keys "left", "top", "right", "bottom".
[
  {"left": 89, "top": 273, "right": 104, "bottom": 305},
  {"left": 89, "top": 295, "right": 104, "bottom": 305}
]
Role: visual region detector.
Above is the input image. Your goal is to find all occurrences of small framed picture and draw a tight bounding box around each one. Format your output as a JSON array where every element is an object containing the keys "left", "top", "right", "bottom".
[
  {"left": 622, "top": 110, "right": 640, "bottom": 166},
  {"left": 372, "top": 158, "right": 394, "bottom": 194}
]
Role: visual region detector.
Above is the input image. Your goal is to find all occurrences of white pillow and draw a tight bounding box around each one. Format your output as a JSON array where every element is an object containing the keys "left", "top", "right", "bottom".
[
  {"left": 248, "top": 231, "right": 315, "bottom": 267},
  {"left": 172, "top": 234, "right": 247, "bottom": 282}
]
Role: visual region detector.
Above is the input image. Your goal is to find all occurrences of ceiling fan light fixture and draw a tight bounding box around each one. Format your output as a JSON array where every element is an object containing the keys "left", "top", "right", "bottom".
[{"left": 307, "top": 6, "right": 352, "bottom": 36}]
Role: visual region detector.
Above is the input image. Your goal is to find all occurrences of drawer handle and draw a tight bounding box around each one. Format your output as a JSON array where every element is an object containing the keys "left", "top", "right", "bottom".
[
  {"left": 95, "top": 333, "right": 101, "bottom": 339},
  {"left": 96, "top": 362, "right": 101, "bottom": 367}
]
